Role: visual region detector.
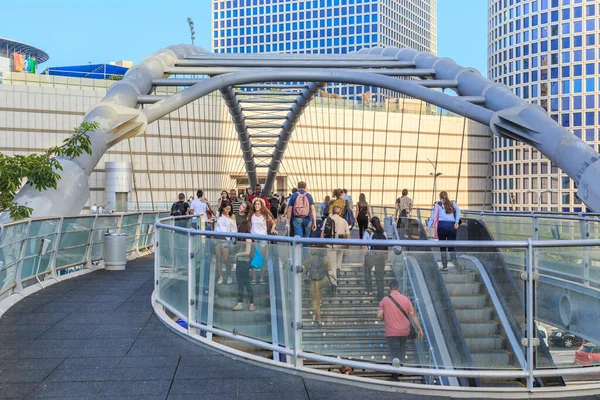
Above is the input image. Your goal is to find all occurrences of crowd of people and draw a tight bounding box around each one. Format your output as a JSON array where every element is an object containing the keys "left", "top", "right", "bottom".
[{"left": 169, "top": 183, "right": 460, "bottom": 372}]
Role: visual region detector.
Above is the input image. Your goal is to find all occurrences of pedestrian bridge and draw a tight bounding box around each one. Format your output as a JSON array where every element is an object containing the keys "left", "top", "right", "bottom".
[{"left": 2, "top": 211, "right": 600, "bottom": 398}]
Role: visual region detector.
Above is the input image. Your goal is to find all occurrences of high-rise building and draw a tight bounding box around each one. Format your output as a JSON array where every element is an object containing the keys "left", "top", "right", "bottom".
[
  {"left": 488, "top": 0, "right": 600, "bottom": 212},
  {"left": 211, "top": 0, "right": 437, "bottom": 98}
]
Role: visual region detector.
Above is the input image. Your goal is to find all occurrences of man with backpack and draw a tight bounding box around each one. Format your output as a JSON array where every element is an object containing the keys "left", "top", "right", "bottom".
[
  {"left": 303, "top": 247, "right": 331, "bottom": 327},
  {"left": 286, "top": 181, "right": 317, "bottom": 238},
  {"left": 363, "top": 216, "right": 389, "bottom": 302},
  {"left": 321, "top": 206, "right": 350, "bottom": 293},
  {"left": 170, "top": 193, "right": 190, "bottom": 227}
]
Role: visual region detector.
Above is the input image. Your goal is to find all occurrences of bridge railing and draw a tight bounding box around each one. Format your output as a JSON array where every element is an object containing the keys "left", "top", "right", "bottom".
[
  {"left": 0, "top": 211, "right": 169, "bottom": 302},
  {"left": 154, "top": 217, "right": 600, "bottom": 394}
]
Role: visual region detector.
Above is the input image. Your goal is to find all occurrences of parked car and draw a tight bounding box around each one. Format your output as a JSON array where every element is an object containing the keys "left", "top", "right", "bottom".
[
  {"left": 537, "top": 326, "right": 549, "bottom": 347},
  {"left": 575, "top": 343, "right": 600, "bottom": 366},
  {"left": 549, "top": 329, "right": 584, "bottom": 348}
]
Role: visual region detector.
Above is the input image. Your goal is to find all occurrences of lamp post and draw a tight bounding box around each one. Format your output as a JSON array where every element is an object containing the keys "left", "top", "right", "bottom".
[
  {"left": 526, "top": 189, "right": 553, "bottom": 211},
  {"left": 187, "top": 17, "right": 196, "bottom": 45},
  {"left": 509, "top": 193, "right": 516, "bottom": 211},
  {"left": 426, "top": 157, "right": 442, "bottom": 205}
]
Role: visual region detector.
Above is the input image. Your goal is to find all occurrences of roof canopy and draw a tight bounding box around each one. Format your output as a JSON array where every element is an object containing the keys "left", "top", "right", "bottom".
[
  {"left": 43, "top": 64, "right": 129, "bottom": 79},
  {"left": 0, "top": 37, "right": 49, "bottom": 63}
]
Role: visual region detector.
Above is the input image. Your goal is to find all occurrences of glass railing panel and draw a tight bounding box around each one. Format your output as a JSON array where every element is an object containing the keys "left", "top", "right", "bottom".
[
  {"left": 91, "top": 216, "right": 120, "bottom": 261},
  {"left": 587, "top": 219, "right": 600, "bottom": 241},
  {"left": 0, "top": 240, "right": 25, "bottom": 268},
  {"left": 0, "top": 263, "right": 17, "bottom": 295},
  {"left": 54, "top": 243, "right": 89, "bottom": 270},
  {"left": 480, "top": 215, "right": 534, "bottom": 241},
  {"left": 537, "top": 218, "right": 586, "bottom": 240},
  {"left": 157, "top": 228, "right": 188, "bottom": 317},
  {"left": 28, "top": 219, "right": 60, "bottom": 238},
  {"left": 61, "top": 217, "right": 94, "bottom": 233},
  {"left": 19, "top": 254, "right": 52, "bottom": 283},
  {"left": 120, "top": 214, "right": 141, "bottom": 252},
  {"left": 0, "top": 222, "right": 28, "bottom": 247},
  {"left": 534, "top": 245, "right": 600, "bottom": 373},
  {"left": 200, "top": 236, "right": 292, "bottom": 346}
]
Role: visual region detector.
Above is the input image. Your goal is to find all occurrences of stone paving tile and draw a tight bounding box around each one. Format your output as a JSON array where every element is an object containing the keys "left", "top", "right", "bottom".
[
  {"left": 44, "top": 367, "right": 114, "bottom": 383},
  {"left": 0, "top": 382, "right": 38, "bottom": 399},
  {"left": 27, "top": 381, "right": 104, "bottom": 399},
  {"left": 168, "top": 378, "right": 237, "bottom": 396},
  {"left": 117, "top": 355, "right": 180, "bottom": 368},
  {"left": 108, "top": 366, "right": 177, "bottom": 381},
  {"left": 98, "top": 379, "right": 172, "bottom": 398}
]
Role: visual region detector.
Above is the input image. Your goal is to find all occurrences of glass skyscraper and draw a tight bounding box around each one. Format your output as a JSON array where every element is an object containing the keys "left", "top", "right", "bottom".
[
  {"left": 212, "top": 0, "right": 437, "bottom": 97},
  {"left": 488, "top": 0, "right": 600, "bottom": 212}
]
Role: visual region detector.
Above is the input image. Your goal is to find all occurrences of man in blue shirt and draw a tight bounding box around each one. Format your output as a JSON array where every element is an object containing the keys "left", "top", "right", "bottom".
[{"left": 286, "top": 181, "right": 317, "bottom": 238}]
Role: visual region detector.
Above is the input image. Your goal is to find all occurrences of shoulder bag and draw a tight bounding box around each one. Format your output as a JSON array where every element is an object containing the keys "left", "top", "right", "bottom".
[{"left": 387, "top": 295, "right": 417, "bottom": 340}]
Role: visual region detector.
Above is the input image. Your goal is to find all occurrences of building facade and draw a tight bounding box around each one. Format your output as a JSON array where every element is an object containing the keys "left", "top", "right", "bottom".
[
  {"left": 488, "top": 0, "right": 600, "bottom": 212},
  {"left": 0, "top": 72, "right": 491, "bottom": 213},
  {"left": 211, "top": 0, "right": 437, "bottom": 98}
]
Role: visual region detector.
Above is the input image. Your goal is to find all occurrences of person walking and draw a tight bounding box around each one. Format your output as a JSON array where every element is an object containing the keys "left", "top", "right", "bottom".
[
  {"left": 212, "top": 201, "right": 238, "bottom": 285},
  {"left": 230, "top": 189, "right": 243, "bottom": 215},
  {"left": 249, "top": 198, "right": 277, "bottom": 285},
  {"left": 395, "top": 189, "right": 413, "bottom": 239},
  {"left": 232, "top": 221, "right": 255, "bottom": 311},
  {"left": 320, "top": 196, "right": 331, "bottom": 219},
  {"left": 427, "top": 191, "right": 461, "bottom": 272},
  {"left": 355, "top": 193, "right": 372, "bottom": 239},
  {"left": 287, "top": 181, "right": 317, "bottom": 238},
  {"left": 303, "top": 247, "right": 331, "bottom": 327},
  {"left": 363, "top": 217, "right": 388, "bottom": 301},
  {"left": 170, "top": 193, "right": 190, "bottom": 227},
  {"left": 377, "top": 279, "right": 423, "bottom": 380},
  {"left": 217, "top": 190, "right": 230, "bottom": 210},
  {"left": 270, "top": 193, "right": 280, "bottom": 219},
  {"left": 322, "top": 206, "right": 350, "bottom": 294},
  {"left": 248, "top": 184, "right": 271, "bottom": 209},
  {"left": 330, "top": 189, "right": 346, "bottom": 217},
  {"left": 190, "top": 189, "right": 215, "bottom": 229},
  {"left": 343, "top": 189, "right": 354, "bottom": 209}
]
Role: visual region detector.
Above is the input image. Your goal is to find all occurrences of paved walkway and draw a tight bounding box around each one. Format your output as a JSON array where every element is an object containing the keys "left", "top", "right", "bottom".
[{"left": 0, "top": 256, "right": 598, "bottom": 400}]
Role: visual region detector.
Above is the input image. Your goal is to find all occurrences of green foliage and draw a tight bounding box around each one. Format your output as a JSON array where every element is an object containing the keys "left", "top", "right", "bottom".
[{"left": 0, "top": 121, "right": 97, "bottom": 220}]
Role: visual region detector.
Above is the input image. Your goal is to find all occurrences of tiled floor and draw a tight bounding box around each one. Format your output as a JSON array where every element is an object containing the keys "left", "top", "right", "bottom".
[{"left": 0, "top": 256, "right": 597, "bottom": 400}]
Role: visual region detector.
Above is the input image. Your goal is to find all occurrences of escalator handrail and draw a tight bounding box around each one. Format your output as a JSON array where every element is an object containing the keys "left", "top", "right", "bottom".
[
  {"left": 459, "top": 254, "right": 527, "bottom": 371},
  {"left": 403, "top": 254, "right": 460, "bottom": 386}
]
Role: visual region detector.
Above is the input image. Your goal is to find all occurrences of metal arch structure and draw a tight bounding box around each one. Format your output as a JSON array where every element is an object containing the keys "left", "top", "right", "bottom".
[{"left": 8, "top": 43, "right": 600, "bottom": 219}]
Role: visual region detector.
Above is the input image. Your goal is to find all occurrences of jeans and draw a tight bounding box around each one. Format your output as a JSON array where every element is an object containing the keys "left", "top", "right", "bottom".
[
  {"left": 236, "top": 260, "right": 253, "bottom": 304},
  {"left": 437, "top": 221, "right": 457, "bottom": 269},
  {"left": 386, "top": 336, "right": 408, "bottom": 365},
  {"left": 357, "top": 215, "right": 369, "bottom": 239},
  {"left": 364, "top": 252, "right": 386, "bottom": 301},
  {"left": 292, "top": 216, "right": 313, "bottom": 238}
]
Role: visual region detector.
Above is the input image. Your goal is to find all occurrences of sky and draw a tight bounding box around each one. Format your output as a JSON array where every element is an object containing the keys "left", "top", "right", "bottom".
[{"left": 2, "top": 0, "right": 487, "bottom": 75}]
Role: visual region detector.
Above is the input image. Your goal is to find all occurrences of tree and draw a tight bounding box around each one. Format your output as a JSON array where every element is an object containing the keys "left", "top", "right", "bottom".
[{"left": 0, "top": 121, "right": 97, "bottom": 220}]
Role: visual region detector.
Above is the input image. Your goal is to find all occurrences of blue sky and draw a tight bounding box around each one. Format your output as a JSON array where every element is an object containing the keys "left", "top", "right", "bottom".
[{"left": 2, "top": 0, "right": 487, "bottom": 75}]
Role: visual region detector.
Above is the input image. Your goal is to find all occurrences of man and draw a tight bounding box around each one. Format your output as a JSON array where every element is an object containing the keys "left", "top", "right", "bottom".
[
  {"left": 287, "top": 182, "right": 317, "bottom": 238},
  {"left": 90, "top": 203, "right": 98, "bottom": 214},
  {"left": 270, "top": 193, "right": 280, "bottom": 219},
  {"left": 170, "top": 193, "right": 190, "bottom": 227},
  {"left": 230, "top": 189, "right": 242, "bottom": 215},
  {"left": 248, "top": 184, "right": 270, "bottom": 209},
  {"left": 189, "top": 189, "right": 214, "bottom": 229},
  {"left": 322, "top": 206, "right": 350, "bottom": 292},
  {"left": 377, "top": 279, "right": 423, "bottom": 380},
  {"left": 395, "top": 189, "right": 413, "bottom": 239},
  {"left": 343, "top": 189, "right": 354, "bottom": 209}
]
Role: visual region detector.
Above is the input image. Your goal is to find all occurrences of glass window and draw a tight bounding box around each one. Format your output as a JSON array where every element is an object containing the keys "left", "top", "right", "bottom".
[
  {"left": 562, "top": 96, "right": 570, "bottom": 110},
  {"left": 574, "top": 113, "right": 583, "bottom": 126},
  {"left": 586, "top": 128, "right": 595, "bottom": 141}
]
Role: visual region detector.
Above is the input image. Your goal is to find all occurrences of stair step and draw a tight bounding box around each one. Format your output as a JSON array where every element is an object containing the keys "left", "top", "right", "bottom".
[
  {"left": 454, "top": 307, "right": 494, "bottom": 322},
  {"left": 471, "top": 349, "right": 513, "bottom": 367},
  {"left": 449, "top": 295, "right": 487, "bottom": 308},
  {"left": 445, "top": 282, "right": 481, "bottom": 296},
  {"left": 460, "top": 321, "right": 500, "bottom": 336},
  {"left": 440, "top": 271, "right": 478, "bottom": 283},
  {"left": 465, "top": 335, "right": 505, "bottom": 350}
]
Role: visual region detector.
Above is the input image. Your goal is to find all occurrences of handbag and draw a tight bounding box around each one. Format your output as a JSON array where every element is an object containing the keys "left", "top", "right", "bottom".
[
  {"left": 387, "top": 295, "right": 417, "bottom": 340},
  {"left": 250, "top": 244, "right": 265, "bottom": 269}
]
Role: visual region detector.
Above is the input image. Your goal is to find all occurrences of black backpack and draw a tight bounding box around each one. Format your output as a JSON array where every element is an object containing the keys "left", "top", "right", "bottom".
[
  {"left": 170, "top": 201, "right": 187, "bottom": 217},
  {"left": 322, "top": 204, "right": 330, "bottom": 217},
  {"left": 371, "top": 231, "right": 388, "bottom": 251},
  {"left": 322, "top": 216, "right": 336, "bottom": 239}
]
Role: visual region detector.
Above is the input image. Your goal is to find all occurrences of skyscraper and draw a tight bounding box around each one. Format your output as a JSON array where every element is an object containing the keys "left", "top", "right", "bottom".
[
  {"left": 488, "top": 0, "right": 599, "bottom": 212},
  {"left": 211, "top": 0, "right": 437, "bottom": 98}
]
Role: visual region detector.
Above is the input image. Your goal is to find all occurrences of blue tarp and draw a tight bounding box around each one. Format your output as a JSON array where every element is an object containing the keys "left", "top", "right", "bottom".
[{"left": 43, "top": 64, "right": 128, "bottom": 80}]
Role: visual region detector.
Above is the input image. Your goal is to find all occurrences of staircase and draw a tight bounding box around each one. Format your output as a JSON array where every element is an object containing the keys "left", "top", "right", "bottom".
[
  {"left": 440, "top": 266, "right": 517, "bottom": 370},
  {"left": 301, "top": 256, "right": 427, "bottom": 382}
]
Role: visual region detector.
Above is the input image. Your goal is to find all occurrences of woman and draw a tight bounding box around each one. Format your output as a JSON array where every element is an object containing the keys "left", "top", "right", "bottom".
[
  {"left": 427, "top": 191, "right": 461, "bottom": 272},
  {"left": 217, "top": 190, "right": 230, "bottom": 210},
  {"left": 236, "top": 200, "right": 251, "bottom": 228},
  {"left": 232, "top": 221, "right": 255, "bottom": 311},
  {"left": 212, "top": 201, "right": 238, "bottom": 284},
  {"left": 329, "top": 189, "right": 346, "bottom": 216},
  {"left": 363, "top": 217, "right": 388, "bottom": 301},
  {"left": 248, "top": 198, "right": 277, "bottom": 285},
  {"left": 355, "top": 193, "right": 371, "bottom": 239},
  {"left": 320, "top": 196, "right": 331, "bottom": 219}
]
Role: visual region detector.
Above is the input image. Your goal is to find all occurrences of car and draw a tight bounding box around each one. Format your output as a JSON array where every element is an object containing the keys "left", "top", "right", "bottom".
[
  {"left": 549, "top": 329, "right": 585, "bottom": 348},
  {"left": 537, "top": 326, "right": 549, "bottom": 347},
  {"left": 575, "top": 343, "right": 600, "bottom": 366}
]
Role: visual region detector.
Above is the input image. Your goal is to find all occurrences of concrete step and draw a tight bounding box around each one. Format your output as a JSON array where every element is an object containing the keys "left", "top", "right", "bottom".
[
  {"left": 465, "top": 335, "right": 505, "bottom": 350},
  {"left": 445, "top": 282, "right": 482, "bottom": 296},
  {"left": 454, "top": 307, "right": 494, "bottom": 322},
  {"left": 460, "top": 321, "right": 500, "bottom": 337},
  {"left": 440, "top": 271, "right": 478, "bottom": 283},
  {"left": 449, "top": 295, "right": 488, "bottom": 308},
  {"left": 471, "top": 349, "right": 512, "bottom": 368}
]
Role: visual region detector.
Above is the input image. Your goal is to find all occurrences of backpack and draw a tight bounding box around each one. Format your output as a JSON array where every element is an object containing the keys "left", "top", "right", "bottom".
[
  {"left": 322, "top": 204, "right": 330, "bottom": 217},
  {"left": 343, "top": 200, "right": 355, "bottom": 228},
  {"left": 308, "top": 262, "right": 328, "bottom": 281},
  {"left": 323, "top": 216, "right": 336, "bottom": 239},
  {"left": 293, "top": 192, "right": 310, "bottom": 217},
  {"left": 170, "top": 201, "right": 187, "bottom": 217},
  {"left": 371, "top": 231, "right": 388, "bottom": 251}
]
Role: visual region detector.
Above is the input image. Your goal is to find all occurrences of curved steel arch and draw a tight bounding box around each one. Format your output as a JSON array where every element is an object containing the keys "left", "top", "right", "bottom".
[{"left": 6, "top": 44, "right": 600, "bottom": 220}]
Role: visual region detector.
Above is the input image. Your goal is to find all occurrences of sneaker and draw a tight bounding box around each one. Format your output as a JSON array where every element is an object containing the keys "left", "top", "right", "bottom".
[
  {"left": 232, "top": 302, "right": 243, "bottom": 311},
  {"left": 227, "top": 277, "right": 233, "bottom": 284},
  {"left": 249, "top": 304, "right": 256, "bottom": 311},
  {"left": 316, "top": 320, "right": 324, "bottom": 327},
  {"left": 260, "top": 279, "right": 267, "bottom": 285},
  {"left": 217, "top": 277, "right": 223, "bottom": 285},
  {"left": 251, "top": 280, "right": 256, "bottom": 285}
]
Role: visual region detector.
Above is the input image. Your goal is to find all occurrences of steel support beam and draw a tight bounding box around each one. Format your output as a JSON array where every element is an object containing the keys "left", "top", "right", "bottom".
[
  {"left": 176, "top": 59, "right": 417, "bottom": 68},
  {"left": 163, "top": 66, "right": 428, "bottom": 76}
]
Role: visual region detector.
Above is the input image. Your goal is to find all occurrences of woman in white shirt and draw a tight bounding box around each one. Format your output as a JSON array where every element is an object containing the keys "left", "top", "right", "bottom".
[
  {"left": 213, "top": 201, "right": 238, "bottom": 285},
  {"left": 248, "top": 198, "right": 277, "bottom": 285}
]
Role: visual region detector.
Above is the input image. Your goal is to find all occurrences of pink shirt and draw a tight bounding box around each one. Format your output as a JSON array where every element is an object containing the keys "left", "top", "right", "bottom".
[{"left": 378, "top": 291, "right": 414, "bottom": 337}]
